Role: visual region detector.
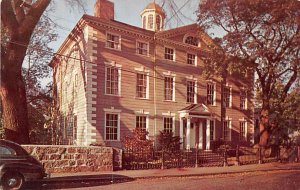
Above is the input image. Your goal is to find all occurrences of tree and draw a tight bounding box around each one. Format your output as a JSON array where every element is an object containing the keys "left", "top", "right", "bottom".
[
  {"left": 1, "top": 0, "right": 85, "bottom": 144},
  {"left": 198, "top": 0, "right": 300, "bottom": 147}
]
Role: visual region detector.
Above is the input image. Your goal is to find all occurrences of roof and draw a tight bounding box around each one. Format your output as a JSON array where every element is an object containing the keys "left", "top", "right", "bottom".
[
  {"left": 180, "top": 104, "right": 212, "bottom": 116},
  {"left": 141, "top": 2, "right": 165, "bottom": 16}
]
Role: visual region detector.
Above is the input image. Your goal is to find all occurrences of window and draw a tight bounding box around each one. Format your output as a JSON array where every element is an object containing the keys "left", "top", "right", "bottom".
[
  {"left": 240, "top": 89, "right": 247, "bottom": 110},
  {"left": 185, "top": 36, "right": 199, "bottom": 46},
  {"left": 209, "top": 120, "right": 215, "bottom": 141},
  {"left": 106, "top": 66, "right": 120, "bottom": 95},
  {"left": 136, "top": 41, "right": 148, "bottom": 56},
  {"left": 223, "top": 86, "right": 231, "bottom": 108},
  {"left": 164, "top": 117, "right": 173, "bottom": 133},
  {"left": 165, "top": 47, "right": 175, "bottom": 61},
  {"left": 148, "top": 14, "right": 153, "bottom": 29},
  {"left": 105, "top": 113, "right": 119, "bottom": 141},
  {"left": 207, "top": 83, "right": 216, "bottom": 105},
  {"left": 164, "top": 77, "right": 174, "bottom": 101},
  {"left": 187, "top": 53, "right": 196, "bottom": 65},
  {"left": 136, "top": 115, "right": 147, "bottom": 139},
  {"left": 106, "top": 33, "right": 120, "bottom": 50},
  {"left": 223, "top": 120, "right": 231, "bottom": 141},
  {"left": 0, "top": 146, "right": 16, "bottom": 155},
  {"left": 136, "top": 73, "right": 148, "bottom": 98},
  {"left": 156, "top": 15, "right": 161, "bottom": 30},
  {"left": 240, "top": 121, "right": 247, "bottom": 141},
  {"left": 143, "top": 16, "right": 146, "bottom": 29},
  {"left": 187, "top": 80, "right": 196, "bottom": 103}
]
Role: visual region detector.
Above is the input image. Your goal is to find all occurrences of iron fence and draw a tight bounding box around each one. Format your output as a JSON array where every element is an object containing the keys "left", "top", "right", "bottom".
[{"left": 123, "top": 145, "right": 299, "bottom": 170}]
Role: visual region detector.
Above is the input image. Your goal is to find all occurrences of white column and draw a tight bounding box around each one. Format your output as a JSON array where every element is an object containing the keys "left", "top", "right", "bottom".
[
  {"left": 199, "top": 121, "right": 203, "bottom": 149},
  {"left": 180, "top": 117, "right": 184, "bottom": 149},
  {"left": 186, "top": 117, "right": 191, "bottom": 150},
  {"left": 206, "top": 119, "right": 211, "bottom": 150}
]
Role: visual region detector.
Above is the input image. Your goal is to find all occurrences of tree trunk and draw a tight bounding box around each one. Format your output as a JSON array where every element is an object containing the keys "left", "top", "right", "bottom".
[
  {"left": 0, "top": 67, "right": 30, "bottom": 144},
  {"left": 259, "top": 108, "right": 270, "bottom": 147}
]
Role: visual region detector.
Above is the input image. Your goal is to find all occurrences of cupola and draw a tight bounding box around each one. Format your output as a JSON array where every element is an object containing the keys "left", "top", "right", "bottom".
[{"left": 140, "top": 2, "right": 165, "bottom": 31}]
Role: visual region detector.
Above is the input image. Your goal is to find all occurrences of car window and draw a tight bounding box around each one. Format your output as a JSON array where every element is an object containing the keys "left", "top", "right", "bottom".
[{"left": 0, "top": 146, "right": 16, "bottom": 155}]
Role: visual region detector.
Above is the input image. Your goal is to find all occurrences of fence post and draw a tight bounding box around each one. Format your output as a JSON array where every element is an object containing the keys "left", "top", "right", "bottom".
[
  {"left": 223, "top": 146, "right": 228, "bottom": 167},
  {"left": 161, "top": 151, "right": 165, "bottom": 170},
  {"left": 236, "top": 145, "right": 240, "bottom": 166},
  {"left": 258, "top": 147, "right": 262, "bottom": 164}
]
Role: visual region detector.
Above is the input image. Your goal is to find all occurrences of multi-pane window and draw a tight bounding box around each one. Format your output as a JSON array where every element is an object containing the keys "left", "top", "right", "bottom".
[
  {"left": 210, "top": 120, "right": 215, "bottom": 141},
  {"left": 143, "top": 16, "right": 146, "bottom": 29},
  {"left": 105, "top": 113, "right": 118, "bottom": 141},
  {"left": 207, "top": 83, "right": 215, "bottom": 105},
  {"left": 223, "top": 86, "right": 231, "bottom": 107},
  {"left": 164, "top": 117, "right": 173, "bottom": 133},
  {"left": 156, "top": 15, "right": 161, "bottom": 30},
  {"left": 148, "top": 14, "right": 153, "bottom": 29},
  {"left": 240, "top": 121, "right": 247, "bottom": 141},
  {"left": 164, "top": 77, "right": 174, "bottom": 101},
  {"left": 136, "top": 73, "right": 148, "bottom": 98},
  {"left": 187, "top": 80, "right": 196, "bottom": 103},
  {"left": 187, "top": 53, "right": 196, "bottom": 65},
  {"left": 165, "top": 47, "right": 174, "bottom": 61},
  {"left": 136, "top": 116, "right": 147, "bottom": 139},
  {"left": 106, "top": 66, "right": 120, "bottom": 95},
  {"left": 223, "top": 120, "right": 231, "bottom": 141},
  {"left": 240, "top": 90, "right": 247, "bottom": 110},
  {"left": 136, "top": 41, "right": 148, "bottom": 56},
  {"left": 106, "top": 33, "right": 120, "bottom": 50},
  {"left": 185, "top": 36, "right": 199, "bottom": 46}
]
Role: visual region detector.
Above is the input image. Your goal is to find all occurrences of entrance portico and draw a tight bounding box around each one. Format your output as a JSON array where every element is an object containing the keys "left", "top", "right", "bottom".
[{"left": 179, "top": 104, "right": 214, "bottom": 150}]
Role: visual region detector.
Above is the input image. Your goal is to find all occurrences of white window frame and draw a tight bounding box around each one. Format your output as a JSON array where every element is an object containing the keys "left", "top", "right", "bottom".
[
  {"left": 162, "top": 112, "right": 176, "bottom": 134},
  {"left": 106, "top": 32, "right": 121, "bottom": 50},
  {"left": 186, "top": 79, "right": 197, "bottom": 104},
  {"left": 164, "top": 47, "right": 175, "bottom": 61},
  {"left": 104, "top": 61, "right": 122, "bottom": 96},
  {"left": 223, "top": 85, "right": 232, "bottom": 108},
  {"left": 187, "top": 53, "right": 197, "bottom": 66},
  {"left": 135, "top": 114, "right": 149, "bottom": 139},
  {"left": 135, "top": 67, "right": 150, "bottom": 99},
  {"left": 207, "top": 82, "right": 216, "bottom": 106},
  {"left": 104, "top": 111, "right": 121, "bottom": 141},
  {"left": 136, "top": 41, "right": 149, "bottom": 56},
  {"left": 240, "top": 88, "right": 248, "bottom": 110},
  {"left": 223, "top": 118, "right": 232, "bottom": 141},
  {"left": 163, "top": 71, "right": 176, "bottom": 101},
  {"left": 239, "top": 119, "right": 247, "bottom": 141}
]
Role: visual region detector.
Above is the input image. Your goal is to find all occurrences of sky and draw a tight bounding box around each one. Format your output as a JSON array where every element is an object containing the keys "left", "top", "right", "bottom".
[{"left": 49, "top": 0, "right": 201, "bottom": 52}]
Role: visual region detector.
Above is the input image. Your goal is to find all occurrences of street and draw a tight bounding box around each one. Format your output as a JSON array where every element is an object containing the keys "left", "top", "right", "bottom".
[{"left": 25, "top": 170, "right": 300, "bottom": 190}]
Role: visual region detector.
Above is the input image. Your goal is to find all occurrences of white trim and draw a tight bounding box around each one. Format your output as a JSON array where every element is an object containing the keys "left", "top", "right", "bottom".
[
  {"left": 134, "top": 66, "right": 150, "bottom": 73},
  {"left": 104, "top": 61, "right": 122, "bottom": 68},
  {"left": 135, "top": 114, "right": 149, "bottom": 139},
  {"left": 186, "top": 52, "right": 197, "bottom": 66},
  {"left": 105, "top": 32, "right": 121, "bottom": 51},
  {"left": 186, "top": 79, "right": 197, "bottom": 104},
  {"left": 135, "top": 70, "right": 150, "bottom": 99},
  {"left": 136, "top": 40, "right": 150, "bottom": 57},
  {"left": 104, "top": 112, "right": 121, "bottom": 141},
  {"left": 103, "top": 107, "right": 122, "bottom": 113},
  {"left": 135, "top": 109, "right": 150, "bottom": 115},
  {"left": 183, "top": 33, "right": 201, "bottom": 47},
  {"left": 104, "top": 64, "right": 122, "bottom": 96},
  {"left": 162, "top": 111, "right": 176, "bottom": 117},
  {"left": 164, "top": 46, "right": 176, "bottom": 61},
  {"left": 162, "top": 71, "right": 176, "bottom": 77},
  {"left": 163, "top": 74, "right": 176, "bottom": 101}
]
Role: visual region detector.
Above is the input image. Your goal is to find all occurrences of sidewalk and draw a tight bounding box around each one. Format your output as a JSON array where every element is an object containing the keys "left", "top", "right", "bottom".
[{"left": 48, "top": 162, "right": 300, "bottom": 182}]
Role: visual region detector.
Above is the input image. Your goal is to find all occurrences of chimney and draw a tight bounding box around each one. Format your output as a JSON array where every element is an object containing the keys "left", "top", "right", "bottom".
[{"left": 94, "top": 0, "right": 114, "bottom": 20}]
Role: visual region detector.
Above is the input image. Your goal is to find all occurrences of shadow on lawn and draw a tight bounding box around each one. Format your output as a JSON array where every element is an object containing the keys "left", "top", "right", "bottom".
[{"left": 23, "top": 174, "right": 135, "bottom": 189}]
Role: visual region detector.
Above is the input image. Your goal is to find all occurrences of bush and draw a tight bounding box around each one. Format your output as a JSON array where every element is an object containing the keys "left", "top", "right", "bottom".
[{"left": 157, "top": 131, "right": 181, "bottom": 154}]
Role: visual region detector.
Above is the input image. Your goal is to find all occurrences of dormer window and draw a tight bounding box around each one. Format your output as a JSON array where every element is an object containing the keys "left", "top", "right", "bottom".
[{"left": 185, "top": 36, "right": 199, "bottom": 46}]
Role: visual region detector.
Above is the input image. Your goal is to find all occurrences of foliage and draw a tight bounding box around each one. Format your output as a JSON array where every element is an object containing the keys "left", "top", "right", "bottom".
[
  {"left": 121, "top": 129, "right": 153, "bottom": 152},
  {"left": 197, "top": 0, "right": 300, "bottom": 146},
  {"left": 157, "top": 131, "right": 181, "bottom": 154}
]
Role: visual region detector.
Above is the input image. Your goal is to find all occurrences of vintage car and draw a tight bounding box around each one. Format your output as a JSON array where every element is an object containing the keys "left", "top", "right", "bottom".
[{"left": 0, "top": 139, "right": 49, "bottom": 189}]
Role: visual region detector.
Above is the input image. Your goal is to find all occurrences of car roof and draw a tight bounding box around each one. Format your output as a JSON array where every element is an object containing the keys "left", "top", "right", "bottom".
[{"left": 0, "top": 139, "right": 29, "bottom": 155}]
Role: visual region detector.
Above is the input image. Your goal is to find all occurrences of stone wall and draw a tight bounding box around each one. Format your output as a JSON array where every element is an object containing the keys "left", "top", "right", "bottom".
[{"left": 22, "top": 145, "right": 122, "bottom": 173}]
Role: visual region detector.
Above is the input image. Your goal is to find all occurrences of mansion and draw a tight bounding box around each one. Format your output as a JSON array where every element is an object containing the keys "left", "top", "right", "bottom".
[{"left": 50, "top": 0, "right": 254, "bottom": 149}]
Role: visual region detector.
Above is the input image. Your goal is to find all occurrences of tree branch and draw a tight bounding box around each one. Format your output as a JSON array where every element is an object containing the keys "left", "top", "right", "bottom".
[{"left": 12, "top": 0, "right": 25, "bottom": 24}]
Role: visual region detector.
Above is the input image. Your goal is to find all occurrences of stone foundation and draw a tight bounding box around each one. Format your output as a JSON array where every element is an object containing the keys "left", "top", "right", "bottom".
[{"left": 22, "top": 145, "right": 122, "bottom": 173}]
